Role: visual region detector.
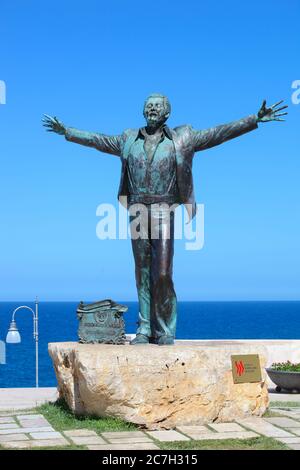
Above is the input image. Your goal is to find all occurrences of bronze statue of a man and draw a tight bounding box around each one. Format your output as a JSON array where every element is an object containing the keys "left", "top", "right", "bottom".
[{"left": 43, "top": 95, "right": 287, "bottom": 345}]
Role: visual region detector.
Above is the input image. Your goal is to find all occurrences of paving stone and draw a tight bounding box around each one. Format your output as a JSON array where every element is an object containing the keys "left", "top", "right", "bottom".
[
  {"left": 87, "top": 443, "right": 160, "bottom": 450},
  {"left": 287, "top": 428, "right": 300, "bottom": 436},
  {"left": 18, "top": 418, "right": 50, "bottom": 427},
  {"left": 0, "top": 417, "right": 15, "bottom": 424},
  {"left": 70, "top": 435, "right": 107, "bottom": 445},
  {"left": 208, "top": 423, "right": 246, "bottom": 433},
  {"left": 146, "top": 430, "right": 190, "bottom": 442},
  {"left": 0, "top": 434, "right": 29, "bottom": 442},
  {"left": 0, "top": 426, "right": 54, "bottom": 435},
  {"left": 275, "top": 437, "right": 300, "bottom": 444},
  {"left": 108, "top": 437, "right": 154, "bottom": 444},
  {"left": 287, "top": 443, "right": 300, "bottom": 450},
  {"left": 16, "top": 414, "right": 45, "bottom": 420},
  {"left": 0, "top": 423, "right": 19, "bottom": 430},
  {"left": 270, "top": 409, "right": 300, "bottom": 419},
  {"left": 265, "top": 417, "right": 300, "bottom": 428},
  {"left": 29, "top": 431, "right": 64, "bottom": 440},
  {"left": 177, "top": 431, "right": 259, "bottom": 441},
  {"left": 64, "top": 429, "right": 98, "bottom": 437},
  {"left": 101, "top": 431, "right": 146, "bottom": 439},
  {"left": 1, "top": 438, "right": 69, "bottom": 449},
  {"left": 236, "top": 418, "right": 293, "bottom": 438},
  {"left": 176, "top": 425, "right": 211, "bottom": 435}
]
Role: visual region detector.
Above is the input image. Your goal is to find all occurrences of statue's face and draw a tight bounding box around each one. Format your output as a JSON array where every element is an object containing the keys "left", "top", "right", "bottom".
[{"left": 143, "top": 96, "right": 170, "bottom": 126}]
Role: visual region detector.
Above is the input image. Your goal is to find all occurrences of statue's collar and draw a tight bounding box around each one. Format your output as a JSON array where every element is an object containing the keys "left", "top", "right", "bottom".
[{"left": 135, "top": 125, "right": 173, "bottom": 141}]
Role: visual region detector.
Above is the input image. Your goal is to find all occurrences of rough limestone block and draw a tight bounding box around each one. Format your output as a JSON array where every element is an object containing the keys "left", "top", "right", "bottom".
[{"left": 49, "top": 341, "right": 269, "bottom": 430}]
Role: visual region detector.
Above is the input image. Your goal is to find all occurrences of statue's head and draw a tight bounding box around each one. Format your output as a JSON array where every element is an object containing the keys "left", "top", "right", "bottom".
[{"left": 143, "top": 93, "right": 171, "bottom": 127}]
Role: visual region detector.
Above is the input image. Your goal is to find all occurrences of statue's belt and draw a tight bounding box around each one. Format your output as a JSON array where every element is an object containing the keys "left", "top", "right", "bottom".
[{"left": 128, "top": 193, "right": 180, "bottom": 205}]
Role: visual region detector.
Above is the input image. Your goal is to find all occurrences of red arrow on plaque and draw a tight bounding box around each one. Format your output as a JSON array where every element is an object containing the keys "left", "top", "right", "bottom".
[{"left": 235, "top": 361, "right": 245, "bottom": 376}]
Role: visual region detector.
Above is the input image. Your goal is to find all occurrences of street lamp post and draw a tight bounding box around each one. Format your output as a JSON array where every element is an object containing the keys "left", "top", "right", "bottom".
[{"left": 6, "top": 298, "right": 39, "bottom": 388}]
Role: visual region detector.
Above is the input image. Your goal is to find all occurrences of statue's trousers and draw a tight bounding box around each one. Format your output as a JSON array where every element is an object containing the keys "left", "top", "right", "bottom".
[{"left": 129, "top": 205, "right": 177, "bottom": 339}]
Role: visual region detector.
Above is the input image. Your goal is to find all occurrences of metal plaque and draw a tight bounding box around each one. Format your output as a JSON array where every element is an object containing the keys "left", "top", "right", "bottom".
[
  {"left": 231, "top": 354, "right": 262, "bottom": 384},
  {"left": 77, "top": 299, "right": 127, "bottom": 345}
]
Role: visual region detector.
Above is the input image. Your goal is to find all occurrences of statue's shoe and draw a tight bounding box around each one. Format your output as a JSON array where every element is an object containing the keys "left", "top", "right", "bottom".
[
  {"left": 156, "top": 336, "right": 175, "bottom": 346},
  {"left": 130, "top": 334, "right": 150, "bottom": 345}
]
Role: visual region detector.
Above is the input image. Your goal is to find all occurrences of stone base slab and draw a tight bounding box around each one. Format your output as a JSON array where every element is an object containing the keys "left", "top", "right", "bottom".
[{"left": 48, "top": 341, "right": 269, "bottom": 430}]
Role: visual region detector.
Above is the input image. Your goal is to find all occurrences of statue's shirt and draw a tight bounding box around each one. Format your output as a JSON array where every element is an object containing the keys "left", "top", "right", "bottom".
[
  {"left": 65, "top": 114, "right": 258, "bottom": 219},
  {"left": 126, "top": 126, "right": 179, "bottom": 204}
]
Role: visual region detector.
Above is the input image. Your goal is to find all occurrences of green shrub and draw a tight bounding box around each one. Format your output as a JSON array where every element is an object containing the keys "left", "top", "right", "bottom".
[{"left": 271, "top": 360, "right": 300, "bottom": 372}]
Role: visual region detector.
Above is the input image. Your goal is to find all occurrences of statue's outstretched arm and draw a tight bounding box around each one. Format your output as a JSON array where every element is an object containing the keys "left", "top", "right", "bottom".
[
  {"left": 193, "top": 100, "right": 287, "bottom": 152},
  {"left": 42, "top": 115, "right": 122, "bottom": 157}
]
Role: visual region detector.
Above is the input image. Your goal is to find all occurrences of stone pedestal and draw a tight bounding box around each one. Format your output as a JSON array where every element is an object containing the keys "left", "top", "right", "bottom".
[{"left": 48, "top": 341, "right": 269, "bottom": 430}]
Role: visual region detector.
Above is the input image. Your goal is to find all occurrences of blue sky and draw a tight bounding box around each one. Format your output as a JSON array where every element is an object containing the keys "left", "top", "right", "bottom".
[{"left": 0, "top": 0, "right": 299, "bottom": 301}]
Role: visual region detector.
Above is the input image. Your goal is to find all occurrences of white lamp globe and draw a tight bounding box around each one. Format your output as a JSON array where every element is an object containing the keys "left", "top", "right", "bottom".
[{"left": 6, "top": 321, "right": 21, "bottom": 344}]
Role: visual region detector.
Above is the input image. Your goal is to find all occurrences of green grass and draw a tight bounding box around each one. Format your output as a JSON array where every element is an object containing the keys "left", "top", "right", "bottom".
[
  {"left": 0, "top": 440, "right": 288, "bottom": 451},
  {"left": 0, "top": 437, "right": 289, "bottom": 452},
  {"left": 0, "top": 399, "right": 137, "bottom": 451},
  {"left": 270, "top": 401, "right": 300, "bottom": 408},
  {"left": 36, "top": 399, "right": 138, "bottom": 433},
  {"left": 271, "top": 361, "right": 300, "bottom": 372},
  {"left": 0, "top": 399, "right": 296, "bottom": 450},
  {"left": 263, "top": 409, "right": 286, "bottom": 418}
]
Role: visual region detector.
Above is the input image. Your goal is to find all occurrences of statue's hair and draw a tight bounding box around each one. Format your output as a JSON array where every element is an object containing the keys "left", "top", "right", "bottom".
[{"left": 144, "top": 93, "right": 171, "bottom": 115}]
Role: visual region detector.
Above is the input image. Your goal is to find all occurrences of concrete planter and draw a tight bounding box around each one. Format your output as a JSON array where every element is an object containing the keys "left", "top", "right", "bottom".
[{"left": 266, "top": 368, "right": 300, "bottom": 393}]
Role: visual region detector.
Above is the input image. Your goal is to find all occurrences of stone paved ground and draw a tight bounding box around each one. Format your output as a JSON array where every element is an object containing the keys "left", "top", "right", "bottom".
[{"left": 1, "top": 409, "right": 300, "bottom": 450}]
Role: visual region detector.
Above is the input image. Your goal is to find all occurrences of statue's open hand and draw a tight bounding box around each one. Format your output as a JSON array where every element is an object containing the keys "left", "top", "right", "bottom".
[
  {"left": 42, "top": 114, "right": 66, "bottom": 135},
  {"left": 257, "top": 99, "right": 288, "bottom": 123}
]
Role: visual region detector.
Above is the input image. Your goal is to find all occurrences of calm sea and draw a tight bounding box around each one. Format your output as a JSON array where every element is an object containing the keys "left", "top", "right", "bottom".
[{"left": 0, "top": 301, "right": 299, "bottom": 387}]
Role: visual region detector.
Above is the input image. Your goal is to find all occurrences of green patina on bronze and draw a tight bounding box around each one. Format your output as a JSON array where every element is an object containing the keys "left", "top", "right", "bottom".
[
  {"left": 43, "top": 95, "right": 287, "bottom": 346},
  {"left": 77, "top": 299, "right": 127, "bottom": 344}
]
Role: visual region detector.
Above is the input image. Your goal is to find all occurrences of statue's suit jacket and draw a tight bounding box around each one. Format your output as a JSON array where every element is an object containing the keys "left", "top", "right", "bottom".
[{"left": 65, "top": 115, "right": 258, "bottom": 221}]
